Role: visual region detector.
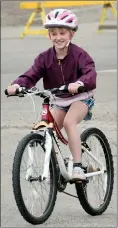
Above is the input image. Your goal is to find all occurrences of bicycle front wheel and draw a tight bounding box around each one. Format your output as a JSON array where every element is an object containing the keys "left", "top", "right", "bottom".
[
  {"left": 12, "top": 132, "right": 57, "bottom": 225},
  {"left": 75, "top": 127, "right": 114, "bottom": 215}
]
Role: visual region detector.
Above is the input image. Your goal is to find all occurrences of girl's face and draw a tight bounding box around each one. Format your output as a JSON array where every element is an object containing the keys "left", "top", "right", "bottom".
[{"left": 49, "top": 27, "right": 74, "bottom": 50}]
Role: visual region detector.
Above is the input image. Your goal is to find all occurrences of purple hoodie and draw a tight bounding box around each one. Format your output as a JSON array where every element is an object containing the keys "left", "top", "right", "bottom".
[{"left": 12, "top": 43, "right": 97, "bottom": 91}]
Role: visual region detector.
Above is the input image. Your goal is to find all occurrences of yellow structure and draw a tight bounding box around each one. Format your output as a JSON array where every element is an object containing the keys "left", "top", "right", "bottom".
[
  {"left": 20, "top": 2, "right": 47, "bottom": 38},
  {"left": 98, "top": 0, "right": 117, "bottom": 33},
  {"left": 20, "top": 1, "right": 117, "bottom": 38}
]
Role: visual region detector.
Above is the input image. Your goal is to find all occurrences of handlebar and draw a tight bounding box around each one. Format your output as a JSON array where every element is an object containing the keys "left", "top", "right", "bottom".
[
  {"left": 4, "top": 85, "right": 85, "bottom": 98},
  {"left": 51, "top": 85, "right": 84, "bottom": 95}
]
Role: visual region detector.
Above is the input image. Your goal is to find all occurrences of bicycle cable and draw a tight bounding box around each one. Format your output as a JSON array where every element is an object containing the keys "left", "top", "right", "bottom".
[{"left": 63, "top": 191, "right": 78, "bottom": 198}]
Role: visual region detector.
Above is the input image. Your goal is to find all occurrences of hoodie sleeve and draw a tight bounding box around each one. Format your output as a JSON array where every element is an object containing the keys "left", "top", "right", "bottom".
[
  {"left": 12, "top": 54, "right": 45, "bottom": 89},
  {"left": 77, "top": 49, "right": 97, "bottom": 91}
]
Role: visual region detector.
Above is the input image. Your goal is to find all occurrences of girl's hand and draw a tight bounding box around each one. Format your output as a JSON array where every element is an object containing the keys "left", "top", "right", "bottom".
[
  {"left": 68, "top": 82, "right": 80, "bottom": 94},
  {"left": 7, "top": 84, "right": 20, "bottom": 95}
]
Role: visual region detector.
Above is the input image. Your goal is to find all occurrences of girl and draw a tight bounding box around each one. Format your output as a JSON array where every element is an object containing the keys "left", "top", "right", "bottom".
[{"left": 7, "top": 8, "right": 97, "bottom": 181}]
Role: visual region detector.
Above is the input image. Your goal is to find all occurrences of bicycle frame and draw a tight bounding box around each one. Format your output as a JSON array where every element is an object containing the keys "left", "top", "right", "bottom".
[
  {"left": 41, "top": 98, "right": 68, "bottom": 145},
  {"left": 31, "top": 97, "right": 106, "bottom": 182}
]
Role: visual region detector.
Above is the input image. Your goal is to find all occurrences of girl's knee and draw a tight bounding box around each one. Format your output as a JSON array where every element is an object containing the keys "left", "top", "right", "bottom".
[{"left": 63, "top": 118, "right": 76, "bottom": 130}]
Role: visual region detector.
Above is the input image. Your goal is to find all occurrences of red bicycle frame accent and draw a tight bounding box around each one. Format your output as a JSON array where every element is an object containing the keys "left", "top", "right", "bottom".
[{"left": 41, "top": 103, "right": 68, "bottom": 145}]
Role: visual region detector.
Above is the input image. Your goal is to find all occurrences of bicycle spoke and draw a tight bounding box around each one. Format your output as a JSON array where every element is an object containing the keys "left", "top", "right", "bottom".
[{"left": 18, "top": 137, "right": 53, "bottom": 218}]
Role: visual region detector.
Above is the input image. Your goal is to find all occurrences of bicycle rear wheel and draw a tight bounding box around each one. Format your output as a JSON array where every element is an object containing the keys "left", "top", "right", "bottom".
[
  {"left": 75, "top": 128, "right": 114, "bottom": 215},
  {"left": 12, "top": 132, "right": 57, "bottom": 224}
]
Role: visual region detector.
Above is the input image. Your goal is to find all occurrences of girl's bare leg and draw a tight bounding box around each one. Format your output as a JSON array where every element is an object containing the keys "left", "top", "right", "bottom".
[
  {"left": 63, "top": 101, "right": 88, "bottom": 163},
  {"left": 50, "top": 108, "right": 66, "bottom": 130}
]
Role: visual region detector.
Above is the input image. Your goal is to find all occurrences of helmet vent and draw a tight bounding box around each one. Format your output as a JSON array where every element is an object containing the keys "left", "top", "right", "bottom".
[
  {"left": 67, "top": 20, "right": 73, "bottom": 23},
  {"left": 48, "top": 15, "right": 51, "bottom": 20},
  {"left": 61, "top": 15, "right": 68, "bottom": 20},
  {"left": 55, "top": 11, "right": 59, "bottom": 18}
]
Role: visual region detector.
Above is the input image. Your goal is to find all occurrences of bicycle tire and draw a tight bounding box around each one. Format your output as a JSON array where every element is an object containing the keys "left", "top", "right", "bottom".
[
  {"left": 12, "top": 132, "right": 57, "bottom": 224},
  {"left": 75, "top": 127, "right": 114, "bottom": 216}
]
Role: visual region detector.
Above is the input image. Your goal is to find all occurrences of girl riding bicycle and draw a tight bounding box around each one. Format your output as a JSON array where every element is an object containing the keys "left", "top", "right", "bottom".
[{"left": 7, "top": 8, "right": 97, "bottom": 181}]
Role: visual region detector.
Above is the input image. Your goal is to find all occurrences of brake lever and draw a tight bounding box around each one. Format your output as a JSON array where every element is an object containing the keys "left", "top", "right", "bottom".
[
  {"left": 51, "top": 85, "right": 69, "bottom": 94},
  {"left": 59, "top": 85, "right": 68, "bottom": 92}
]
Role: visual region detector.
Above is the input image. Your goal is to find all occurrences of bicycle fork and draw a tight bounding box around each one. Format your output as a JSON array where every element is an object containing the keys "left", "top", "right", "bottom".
[
  {"left": 41, "top": 128, "right": 53, "bottom": 180},
  {"left": 42, "top": 128, "right": 71, "bottom": 182}
]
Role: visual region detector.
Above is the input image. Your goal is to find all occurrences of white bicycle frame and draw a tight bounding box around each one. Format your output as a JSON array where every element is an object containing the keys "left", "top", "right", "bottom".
[
  {"left": 34, "top": 128, "right": 107, "bottom": 182},
  {"left": 20, "top": 90, "right": 106, "bottom": 183}
]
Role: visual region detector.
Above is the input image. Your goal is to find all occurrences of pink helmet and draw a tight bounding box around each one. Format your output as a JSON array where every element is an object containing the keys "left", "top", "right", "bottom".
[{"left": 44, "top": 8, "right": 78, "bottom": 31}]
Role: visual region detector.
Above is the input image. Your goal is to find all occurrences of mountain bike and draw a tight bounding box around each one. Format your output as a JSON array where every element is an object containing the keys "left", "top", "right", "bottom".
[{"left": 5, "top": 85, "right": 114, "bottom": 225}]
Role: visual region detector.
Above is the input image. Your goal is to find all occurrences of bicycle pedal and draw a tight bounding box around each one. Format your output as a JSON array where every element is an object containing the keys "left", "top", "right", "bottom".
[
  {"left": 76, "top": 178, "right": 89, "bottom": 184},
  {"left": 76, "top": 180, "right": 82, "bottom": 184},
  {"left": 69, "top": 180, "right": 76, "bottom": 184},
  {"left": 69, "top": 178, "right": 89, "bottom": 184}
]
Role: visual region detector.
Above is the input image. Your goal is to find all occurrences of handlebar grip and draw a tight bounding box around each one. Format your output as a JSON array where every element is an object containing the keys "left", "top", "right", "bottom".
[
  {"left": 77, "top": 85, "right": 85, "bottom": 93},
  {"left": 4, "top": 89, "right": 8, "bottom": 95},
  {"left": 4, "top": 88, "right": 20, "bottom": 96},
  {"left": 16, "top": 88, "right": 20, "bottom": 94}
]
